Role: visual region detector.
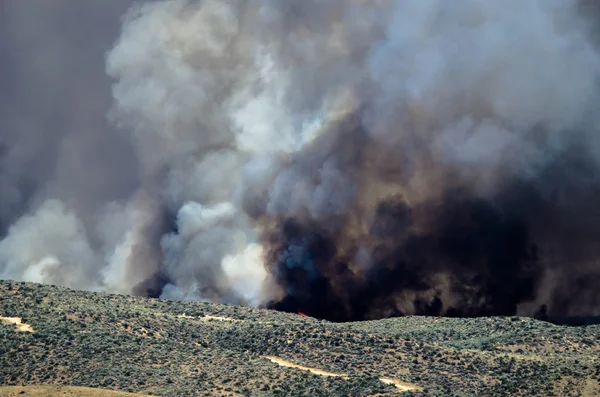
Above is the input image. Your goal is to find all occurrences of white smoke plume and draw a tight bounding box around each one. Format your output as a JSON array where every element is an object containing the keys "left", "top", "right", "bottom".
[{"left": 2, "top": 0, "right": 600, "bottom": 317}]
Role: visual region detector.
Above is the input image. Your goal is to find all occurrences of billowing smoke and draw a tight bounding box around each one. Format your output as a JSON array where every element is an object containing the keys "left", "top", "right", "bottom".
[
  {"left": 2, "top": 0, "right": 600, "bottom": 321},
  {"left": 0, "top": 1, "right": 141, "bottom": 290}
]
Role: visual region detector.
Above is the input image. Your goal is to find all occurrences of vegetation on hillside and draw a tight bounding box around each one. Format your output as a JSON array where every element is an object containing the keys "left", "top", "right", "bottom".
[{"left": 1, "top": 281, "right": 599, "bottom": 396}]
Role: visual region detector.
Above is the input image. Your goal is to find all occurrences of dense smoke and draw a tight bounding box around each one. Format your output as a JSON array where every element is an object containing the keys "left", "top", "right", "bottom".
[
  {"left": 2, "top": 0, "right": 600, "bottom": 321},
  {"left": 0, "top": 1, "right": 141, "bottom": 290}
]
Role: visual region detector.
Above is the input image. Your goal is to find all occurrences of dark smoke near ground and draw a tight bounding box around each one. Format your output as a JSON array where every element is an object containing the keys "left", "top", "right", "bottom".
[
  {"left": 1, "top": 0, "right": 600, "bottom": 322},
  {"left": 262, "top": 115, "right": 600, "bottom": 321}
]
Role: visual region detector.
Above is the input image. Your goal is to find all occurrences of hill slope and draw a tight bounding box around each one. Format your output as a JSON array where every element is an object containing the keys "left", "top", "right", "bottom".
[
  {"left": 0, "top": 385, "right": 152, "bottom": 396},
  {"left": 1, "top": 280, "right": 599, "bottom": 396}
]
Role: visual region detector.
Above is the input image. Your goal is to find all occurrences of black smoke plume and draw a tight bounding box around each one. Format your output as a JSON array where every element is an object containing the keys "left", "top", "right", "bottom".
[{"left": 258, "top": 113, "right": 599, "bottom": 321}]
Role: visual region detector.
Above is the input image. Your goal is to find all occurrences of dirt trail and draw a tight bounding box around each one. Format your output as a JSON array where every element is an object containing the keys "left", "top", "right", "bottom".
[
  {"left": 202, "top": 315, "right": 238, "bottom": 322},
  {"left": 265, "top": 356, "right": 349, "bottom": 378},
  {"left": 264, "top": 356, "right": 420, "bottom": 392},
  {"left": 380, "top": 377, "right": 420, "bottom": 392},
  {"left": 0, "top": 316, "right": 34, "bottom": 332},
  {"left": 177, "top": 314, "right": 239, "bottom": 322}
]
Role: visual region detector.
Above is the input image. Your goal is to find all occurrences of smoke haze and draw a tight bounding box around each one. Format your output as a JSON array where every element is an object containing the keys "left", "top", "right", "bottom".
[{"left": 2, "top": 0, "right": 600, "bottom": 321}]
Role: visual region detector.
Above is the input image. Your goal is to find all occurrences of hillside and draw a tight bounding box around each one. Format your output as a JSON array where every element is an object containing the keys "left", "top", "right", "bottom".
[
  {"left": 0, "top": 385, "right": 152, "bottom": 397},
  {"left": 1, "top": 281, "right": 599, "bottom": 397}
]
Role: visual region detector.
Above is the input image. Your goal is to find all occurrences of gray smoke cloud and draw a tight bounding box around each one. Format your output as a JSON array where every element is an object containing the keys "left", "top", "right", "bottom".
[
  {"left": 0, "top": 1, "right": 143, "bottom": 291},
  {"left": 2, "top": 0, "right": 600, "bottom": 317}
]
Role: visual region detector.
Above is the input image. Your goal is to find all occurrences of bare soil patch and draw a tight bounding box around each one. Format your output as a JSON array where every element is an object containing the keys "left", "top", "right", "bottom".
[
  {"left": 380, "top": 377, "right": 420, "bottom": 392},
  {"left": 0, "top": 316, "right": 33, "bottom": 332},
  {"left": 177, "top": 313, "right": 238, "bottom": 322},
  {"left": 265, "top": 356, "right": 349, "bottom": 378},
  {"left": 265, "top": 356, "right": 420, "bottom": 392}
]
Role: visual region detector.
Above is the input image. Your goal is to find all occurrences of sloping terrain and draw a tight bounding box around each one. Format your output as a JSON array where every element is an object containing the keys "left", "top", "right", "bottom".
[
  {"left": 1, "top": 280, "right": 599, "bottom": 397},
  {"left": 0, "top": 385, "right": 152, "bottom": 396}
]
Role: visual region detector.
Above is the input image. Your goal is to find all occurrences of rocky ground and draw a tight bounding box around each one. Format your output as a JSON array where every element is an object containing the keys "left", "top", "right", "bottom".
[{"left": 1, "top": 280, "right": 599, "bottom": 396}]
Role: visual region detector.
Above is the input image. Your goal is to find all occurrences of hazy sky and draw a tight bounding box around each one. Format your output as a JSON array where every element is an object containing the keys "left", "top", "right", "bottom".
[{"left": 0, "top": 1, "right": 141, "bottom": 234}]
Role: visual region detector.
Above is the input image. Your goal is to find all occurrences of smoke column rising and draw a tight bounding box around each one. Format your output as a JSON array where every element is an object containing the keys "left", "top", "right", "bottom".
[
  {"left": 2, "top": 0, "right": 600, "bottom": 321},
  {"left": 0, "top": 1, "right": 142, "bottom": 291}
]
